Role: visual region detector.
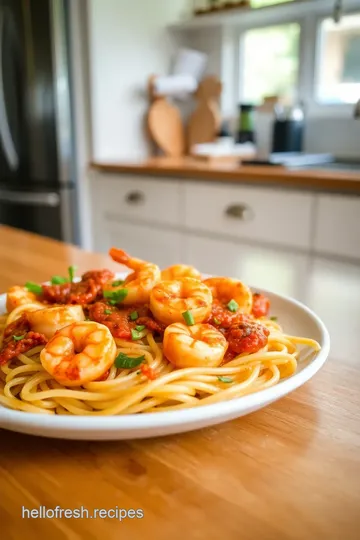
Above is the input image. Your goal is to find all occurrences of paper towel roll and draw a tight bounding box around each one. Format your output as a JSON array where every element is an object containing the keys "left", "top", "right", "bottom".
[{"left": 153, "top": 74, "right": 198, "bottom": 99}]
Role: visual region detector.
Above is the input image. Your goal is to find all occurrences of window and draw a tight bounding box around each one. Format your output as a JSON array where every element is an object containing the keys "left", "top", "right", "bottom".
[
  {"left": 316, "top": 13, "right": 360, "bottom": 104},
  {"left": 241, "top": 23, "right": 300, "bottom": 104}
]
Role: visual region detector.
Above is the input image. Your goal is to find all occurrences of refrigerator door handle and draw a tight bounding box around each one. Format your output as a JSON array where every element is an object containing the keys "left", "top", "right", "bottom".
[
  {"left": 0, "top": 190, "right": 60, "bottom": 207},
  {"left": 0, "top": 9, "right": 19, "bottom": 171}
]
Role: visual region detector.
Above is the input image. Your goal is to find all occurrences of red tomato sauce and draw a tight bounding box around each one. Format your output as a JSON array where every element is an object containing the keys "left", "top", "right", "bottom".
[
  {"left": 0, "top": 331, "right": 48, "bottom": 365},
  {"left": 252, "top": 293, "right": 270, "bottom": 319}
]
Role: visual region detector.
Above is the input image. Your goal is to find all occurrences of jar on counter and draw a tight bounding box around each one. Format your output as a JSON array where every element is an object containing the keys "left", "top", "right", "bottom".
[{"left": 236, "top": 103, "right": 256, "bottom": 144}]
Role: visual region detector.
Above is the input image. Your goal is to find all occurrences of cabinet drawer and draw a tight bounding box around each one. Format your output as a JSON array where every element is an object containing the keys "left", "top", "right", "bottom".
[
  {"left": 184, "top": 182, "right": 314, "bottom": 249},
  {"left": 94, "top": 175, "right": 181, "bottom": 226},
  {"left": 314, "top": 194, "right": 360, "bottom": 259}
]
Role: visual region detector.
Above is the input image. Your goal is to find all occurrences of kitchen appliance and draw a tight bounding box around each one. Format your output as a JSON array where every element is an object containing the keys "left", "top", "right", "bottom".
[
  {"left": 272, "top": 104, "right": 304, "bottom": 153},
  {"left": 0, "top": 0, "right": 78, "bottom": 243}
]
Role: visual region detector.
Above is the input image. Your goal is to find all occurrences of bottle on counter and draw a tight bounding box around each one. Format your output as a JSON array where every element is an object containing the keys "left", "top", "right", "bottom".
[{"left": 236, "top": 103, "right": 256, "bottom": 144}]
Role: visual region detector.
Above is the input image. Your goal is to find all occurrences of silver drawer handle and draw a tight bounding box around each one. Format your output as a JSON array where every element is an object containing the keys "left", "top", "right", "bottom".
[
  {"left": 125, "top": 191, "right": 145, "bottom": 205},
  {"left": 225, "top": 203, "right": 254, "bottom": 221},
  {"left": 0, "top": 190, "right": 60, "bottom": 206}
]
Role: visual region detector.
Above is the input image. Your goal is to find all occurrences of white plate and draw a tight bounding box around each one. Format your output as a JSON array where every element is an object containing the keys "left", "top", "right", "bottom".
[{"left": 0, "top": 285, "right": 330, "bottom": 440}]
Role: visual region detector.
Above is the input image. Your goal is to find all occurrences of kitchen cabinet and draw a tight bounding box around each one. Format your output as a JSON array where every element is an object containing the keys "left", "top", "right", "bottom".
[
  {"left": 314, "top": 194, "right": 360, "bottom": 259},
  {"left": 184, "top": 234, "right": 310, "bottom": 300},
  {"left": 92, "top": 218, "right": 183, "bottom": 269},
  {"left": 184, "top": 182, "right": 315, "bottom": 250},
  {"left": 90, "top": 172, "right": 360, "bottom": 278}
]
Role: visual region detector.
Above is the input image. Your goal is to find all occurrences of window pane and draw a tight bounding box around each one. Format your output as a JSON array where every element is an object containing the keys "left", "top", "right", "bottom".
[
  {"left": 317, "top": 13, "right": 360, "bottom": 104},
  {"left": 241, "top": 23, "right": 300, "bottom": 104}
]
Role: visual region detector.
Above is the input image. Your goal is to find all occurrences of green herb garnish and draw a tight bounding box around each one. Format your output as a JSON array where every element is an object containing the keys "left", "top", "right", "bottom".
[
  {"left": 51, "top": 275, "right": 68, "bottom": 285},
  {"left": 270, "top": 316, "right": 278, "bottom": 321},
  {"left": 136, "top": 325, "right": 146, "bottom": 332},
  {"left": 218, "top": 376, "right": 233, "bottom": 383},
  {"left": 227, "top": 299, "right": 239, "bottom": 313},
  {"left": 115, "top": 353, "right": 145, "bottom": 369},
  {"left": 25, "top": 282, "right": 43, "bottom": 295},
  {"left": 13, "top": 334, "right": 25, "bottom": 341},
  {"left": 130, "top": 311, "right": 139, "bottom": 321},
  {"left": 103, "top": 288, "right": 128, "bottom": 305},
  {"left": 131, "top": 328, "right": 143, "bottom": 341},
  {"left": 213, "top": 317, "right": 221, "bottom": 325},
  {"left": 182, "top": 310, "right": 195, "bottom": 326},
  {"left": 112, "top": 280, "right": 125, "bottom": 287},
  {"left": 68, "top": 265, "right": 78, "bottom": 283},
  {"left": 104, "top": 309, "right": 112, "bottom": 315}
]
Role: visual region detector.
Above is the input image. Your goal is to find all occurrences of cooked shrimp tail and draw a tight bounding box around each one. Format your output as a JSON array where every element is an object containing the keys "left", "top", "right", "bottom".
[
  {"left": 109, "top": 248, "right": 144, "bottom": 271},
  {"left": 106, "top": 248, "right": 161, "bottom": 305}
]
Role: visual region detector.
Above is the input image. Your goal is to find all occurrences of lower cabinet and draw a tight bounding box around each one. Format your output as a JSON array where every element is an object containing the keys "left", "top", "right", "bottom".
[
  {"left": 92, "top": 218, "right": 183, "bottom": 269},
  {"left": 184, "top": 234, "right": 310, "bottom": 300}
]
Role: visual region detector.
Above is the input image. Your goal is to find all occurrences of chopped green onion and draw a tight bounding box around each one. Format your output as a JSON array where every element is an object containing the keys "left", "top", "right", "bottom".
[
  {"left": 103, "top": 288, "right": 128, "bottom": 305},
  {"left": 112, "top": 280, "right": 125, "bottom": 287},
  {"left": 115, "top": 353, "right": 145, "bottom": 369},
  {"left": 13, "top": 334, "right": 25, "bottom": 342},
  {"left": 182, "top": 310, "right": 195, "bottom": 326},
  {"left": 68, "top": 265, "right": 78, "bottom": 283},
  {"left": 227, "top": 299, "right": 239, "bottom": 313},
  {"left": 130, "top": 311, "right": 139, "bottom": 321},
  {"left": 136, "top": 325, "right": 146, "bottom": 332},
  {"left": 270, "top": 316, "right": 278, "bottom": 321},
  {"left": 131, "top": 328, "right": 143, "bottom": 341},
  {"left": 104, "top": 309, "right": 112, "bottom": 315},
  {"left": 213, "top": 317, "right": 221, "bottom": 325},
  {"left": 51, "top": 275, "right": 68, "bottom": 285},
  {"left": 25, "top": 282, "right": 43, "bottom": 295},
  {"left": 218, "top": 376, "right": 233, "bottom": 383}
]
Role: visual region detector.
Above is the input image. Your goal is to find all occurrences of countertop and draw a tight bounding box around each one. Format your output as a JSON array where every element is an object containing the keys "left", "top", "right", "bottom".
[
  {"left": 91, "top": 157, "right": 360, "bottom": 193},
  {"left": 1, "top": 226, "right": 360, "bottom": 540}
]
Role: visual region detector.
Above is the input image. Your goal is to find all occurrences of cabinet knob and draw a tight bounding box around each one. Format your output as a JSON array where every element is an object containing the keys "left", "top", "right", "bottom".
[
  {"left": 125, "top": 191, "right": 145, "bottom": 205},
  {"left": 225, "top": 203, "right": 254, "bottom": 221}
]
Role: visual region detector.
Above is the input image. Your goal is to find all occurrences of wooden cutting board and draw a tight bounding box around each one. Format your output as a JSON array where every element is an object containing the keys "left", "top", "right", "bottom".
[
  {"left": 187, "top": 75, "right": 222, "bottom": 151},
  {"left": 147, "top": 98, "right": 185, "bottom": 157}
]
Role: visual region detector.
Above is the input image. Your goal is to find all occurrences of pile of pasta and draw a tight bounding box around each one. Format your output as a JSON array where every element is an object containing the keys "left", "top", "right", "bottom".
[{"left": 0, "top": 252, "right": 320, "bottom": 416}]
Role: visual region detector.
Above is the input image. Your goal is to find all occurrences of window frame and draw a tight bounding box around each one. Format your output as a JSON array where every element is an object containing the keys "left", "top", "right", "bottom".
[{"left": 233, "top": 1, "right": 360, "bottom": 117}]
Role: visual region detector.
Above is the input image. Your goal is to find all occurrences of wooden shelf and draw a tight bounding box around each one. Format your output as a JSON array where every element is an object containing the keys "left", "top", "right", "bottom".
[{"left": 170, "top": 0, "right": 357, "bottom": 30}]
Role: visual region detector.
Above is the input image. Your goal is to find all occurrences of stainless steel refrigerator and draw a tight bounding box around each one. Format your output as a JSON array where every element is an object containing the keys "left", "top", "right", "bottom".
[{"left": 0, "top": 0, "right": 78, "bottom": 243}]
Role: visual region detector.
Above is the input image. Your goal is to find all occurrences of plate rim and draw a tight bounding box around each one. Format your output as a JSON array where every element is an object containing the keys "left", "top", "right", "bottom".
[{"left": 0, "top": 284, "right": 331, "bottom": 432}]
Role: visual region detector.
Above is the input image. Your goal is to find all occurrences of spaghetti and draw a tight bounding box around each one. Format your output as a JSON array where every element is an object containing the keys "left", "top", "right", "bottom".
[{"left": 0, "top": 252, "right": 320, "bottom": 416}]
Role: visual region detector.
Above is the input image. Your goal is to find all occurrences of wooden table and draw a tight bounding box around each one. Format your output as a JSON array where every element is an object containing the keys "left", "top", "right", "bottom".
[{"left": 0, "top": 225, "right": 359, "bottom": 540}]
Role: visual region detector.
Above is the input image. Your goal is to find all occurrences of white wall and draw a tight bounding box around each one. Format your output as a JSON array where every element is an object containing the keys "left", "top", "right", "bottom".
[{"left": 88, "top": 0, "right": 191, "bottom": 162}]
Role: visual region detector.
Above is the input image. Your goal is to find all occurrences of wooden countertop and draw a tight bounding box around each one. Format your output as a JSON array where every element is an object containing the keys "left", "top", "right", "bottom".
[
  {"left": 1, "top": 226, "right": 360, "bottom": 540},
  {"left": 91, "top": 157, "right": 360, "bottom": 193}
]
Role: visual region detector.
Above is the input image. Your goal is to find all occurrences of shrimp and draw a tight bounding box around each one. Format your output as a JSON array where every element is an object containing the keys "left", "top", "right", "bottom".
[
  {"left": 6, "top": 286, "right": 42, "bottom": 313},
  {"left": 150, "top": 278, "right": 212, "bottom": 325},
  {"left": 203, "top": 277, "right": 253, "bottom": 314},
  {"left": 40, "top": 321, "right": 117, "bottom": 387},
  {"left": 27, "top": 305, "right": 85, "bottom": 339},
  {"left": 163, "top": 322, "right": 228, "bottom": 369},
  {"left": 107, "top": 248, "right": 161, "bottom": 305},
  {"left": 161, "top": 264, "right": 201, "bottom": 281}
]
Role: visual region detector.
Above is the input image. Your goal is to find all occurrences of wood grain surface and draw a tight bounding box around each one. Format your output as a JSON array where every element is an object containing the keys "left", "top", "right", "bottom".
[
  {"left": 91, "top": 156, "right": 360, "bottom": 194},
  {"left": 0, "top": 226, "right": 359, "bottom": 540}
]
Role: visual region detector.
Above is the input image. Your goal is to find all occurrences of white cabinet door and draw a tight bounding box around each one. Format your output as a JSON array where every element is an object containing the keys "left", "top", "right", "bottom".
[
  {"left": 93, "top": 218, "right": 183, "bottom": 269},
  {"left": 314, "top": 194, "right": 360, "bottom": 259},
  {"left": 184, "top": 234, "right": 310, "bottom": 300}
]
